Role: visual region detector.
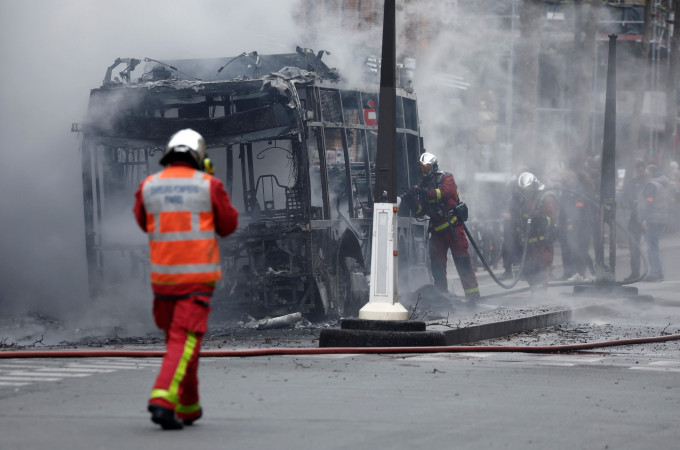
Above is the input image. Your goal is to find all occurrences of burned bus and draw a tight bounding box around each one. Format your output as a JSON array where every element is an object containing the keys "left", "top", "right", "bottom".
[{"left": 76, "top": 49, "right": 429, "bottom": 319}]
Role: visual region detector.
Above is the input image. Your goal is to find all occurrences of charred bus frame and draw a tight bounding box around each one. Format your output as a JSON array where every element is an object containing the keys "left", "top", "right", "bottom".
[{"left": 77, "top": 52, "right": 429, "bottom": 318}]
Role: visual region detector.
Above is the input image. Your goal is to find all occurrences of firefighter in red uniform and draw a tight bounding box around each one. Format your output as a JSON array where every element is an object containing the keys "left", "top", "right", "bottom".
[
  {"left": 515, "top": 172, "right": 557, "bottom": 290},
  {"left": 409, "top": 152, "right": 480, "bottom": 298},
  {"left": 133, "top": 129, "right": 238, "bottom": 430}
]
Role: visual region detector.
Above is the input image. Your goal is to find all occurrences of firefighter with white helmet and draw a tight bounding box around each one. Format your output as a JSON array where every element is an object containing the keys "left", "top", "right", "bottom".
[
  {"left": 134, "top": 128, "right": 239, "bottom": 429},
  {"left": 514, "top": 171, "right": 558, "bottom": 290},
  {"left": 407, "top": 152, "right": 480, "bottom": 298}
]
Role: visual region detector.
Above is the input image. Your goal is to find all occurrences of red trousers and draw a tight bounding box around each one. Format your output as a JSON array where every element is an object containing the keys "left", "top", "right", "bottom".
[
  {"left": 148, "top": 294, "right": 211, "bottom": 421},
  {"left": 429, "top": 226, "right": 480, "bottom": 297}
]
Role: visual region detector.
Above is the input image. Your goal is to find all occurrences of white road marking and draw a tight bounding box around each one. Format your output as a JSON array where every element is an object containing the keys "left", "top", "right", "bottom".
[
  {"left": 0, "top": 358, "right": 162, "bottom": 389},
  {"left": 64, "top": 364, "right": 150, "bottom": 370},
  {"left": 630, "top": 360, "right": 680, "bottom": 372},
  {"left": 630, "top": 366, "right": 680, "bottom": 373},
  {"left": 0, "top": 364, "right": 53, "bottom": 369},
  {"left": 4, "top": 371, "right": 92, "bottom": 378},
  {"left": 36, "top": 367, "right": 116, "bottom": 373},
  {"left": 0, "top": 376, "right": 62, "bottom": 382}
]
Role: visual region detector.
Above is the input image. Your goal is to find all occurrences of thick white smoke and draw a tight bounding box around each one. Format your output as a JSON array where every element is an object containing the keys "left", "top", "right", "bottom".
[{"left": 0, "top": 0, "right": 303, "bottom": 331}]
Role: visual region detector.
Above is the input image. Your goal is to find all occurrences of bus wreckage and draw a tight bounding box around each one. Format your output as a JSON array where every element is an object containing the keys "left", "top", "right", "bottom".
[{"left": 76, "top": 49, "right": 431, "bottom": 319}]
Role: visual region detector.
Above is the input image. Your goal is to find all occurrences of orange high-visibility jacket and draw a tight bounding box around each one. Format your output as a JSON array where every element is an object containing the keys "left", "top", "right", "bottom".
[{"left": 141, "top": 165, "right": 222, "bottom": 284}]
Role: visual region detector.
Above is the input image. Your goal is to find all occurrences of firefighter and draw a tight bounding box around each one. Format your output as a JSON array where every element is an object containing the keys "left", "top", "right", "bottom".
[
  {"left": 515, "top": 172, "right": 558, "bottom": 290},
  {"left": 637, "top": 165, "right": 671, "bottom": 282},
  {"left": 620, "top": 159, "right": 647, "bottom": 281},
  {"left": 557, "top": 170, "right": 589, "bottom": 281},
  {"left": 133, "top": 129, "right": 239, "bottom": 429},
  {"left": 408, "top": 152, "right": 480, "bottom": 298}
]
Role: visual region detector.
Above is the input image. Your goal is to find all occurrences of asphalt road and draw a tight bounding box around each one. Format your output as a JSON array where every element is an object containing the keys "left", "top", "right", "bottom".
[
  {"left": 1, "top": 349, "right": 679, "bottom": 450},
  {"left": 2, "top": 234, "right": 679, "bottom": 449}
]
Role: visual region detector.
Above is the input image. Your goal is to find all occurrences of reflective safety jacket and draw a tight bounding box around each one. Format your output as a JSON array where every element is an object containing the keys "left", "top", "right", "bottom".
[
  {"left": 415, "top": 172, "right": 462, "bottom": 233},
  {"left": 134, "top": 163, "right": 238, "bottom": 285}
]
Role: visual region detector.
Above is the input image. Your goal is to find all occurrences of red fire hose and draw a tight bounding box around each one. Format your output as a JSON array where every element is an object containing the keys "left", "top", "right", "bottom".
[{"left": 1, "top": 333, "right": 679, "bottom": 358}]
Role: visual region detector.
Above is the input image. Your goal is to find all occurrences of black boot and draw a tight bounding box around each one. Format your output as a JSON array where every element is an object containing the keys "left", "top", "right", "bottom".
[
  {"left": 181, "top": 409, "right": 203, "bottom": 426},
  {"left": 148, "top": 405, "right": 183, "bottom": 430}
]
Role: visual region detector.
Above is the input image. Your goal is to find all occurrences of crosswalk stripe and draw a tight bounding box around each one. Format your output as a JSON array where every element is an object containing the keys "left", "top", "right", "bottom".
[
  {"left": 4, "top": 371, "right": 92, "bottom": 378},
  {"left": 0, "top": 376, "right": 62, "bottom": 382},
  {"left": 0, "top": 358, "right": 160, "bottom": 390},
  {"left": 647, "top": 361, "right": 680, "bottom": 367},
  {"left": 36, "top": 368, "right": 116, "bottom": 373},
  {"left": 0, "top": 364, "right": 51, "bottom": 369},
  {"left": 630, "top": 366, "right": 680, "bottom": 373},
  {"left": 63, "top": 364, "right": 147, "bottom": 370}
]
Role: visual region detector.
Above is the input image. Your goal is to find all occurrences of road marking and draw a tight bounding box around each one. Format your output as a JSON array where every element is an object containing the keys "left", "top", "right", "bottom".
[
  {"left": 0, "top": 376, "right": 63, "bottom": 382},
  {"left": 0, "top": 358, "right": 161, "bottom": 389},
  {"left": 36, "top": 367, "right": 116, "bottom": 373},
  {"left": 3, "top": 371, "right": 92, "bottom": 378},
  {"left": 0, "top": 364, "right": 53, "bottom": 369},
  {"left": 64, "top": 364, "right": 151, "bottom": 370},
  {"left": 630, "top": 360, "right": 680, "bottom": 372}
]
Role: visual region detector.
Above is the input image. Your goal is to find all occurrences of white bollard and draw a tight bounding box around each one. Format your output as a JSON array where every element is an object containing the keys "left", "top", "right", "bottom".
[{"left": 359, "top": 202, "right": 408, "bottom": 321}]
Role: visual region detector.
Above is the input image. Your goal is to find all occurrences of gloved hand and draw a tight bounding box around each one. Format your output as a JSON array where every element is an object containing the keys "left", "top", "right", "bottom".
[
  {"left": 453, "top": 202, "right": 468, "bottom": 223},
  {"left": 408, "top": 186, "right": 426, "bottom": 197},
  {"left": 425, "top": 188, "right": 438, "bottom": 200}
]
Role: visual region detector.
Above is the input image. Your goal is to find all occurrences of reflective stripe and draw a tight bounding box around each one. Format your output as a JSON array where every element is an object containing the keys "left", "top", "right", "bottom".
[
  {"left": 464, "top": 287, "right": 479, "bottom": 294},
  {"left": 546, "top": 216, "right": 551, "bottom": 227},
  {"left": 150, "top": 332, "right": 199, "bottom": 406},
  {"left": 169, "top": 332, "right": 197, "bottom": 397},
  {"left": 151, "top": 263, "right": 222, "bottom": 274},
  {"left": 151, "top": 388, "right": 179, "bottom": 405},
  {"left": 176, "top": 402, "right": 201, "bottom": 414},
  {"left": 433, "top": 217, "right": 457, "bottom": 231},
  {"left": 416, "top": 205, "right": 423, "bottom": 215},
  {"left": 528, "top": 236, "right": 547, "bottom": 243},
  {"left": 148, "top": 230, "right": 216, "bottom": 242},
  {"left": 435, "top": 189, "right": 441, "bottom": 201}
]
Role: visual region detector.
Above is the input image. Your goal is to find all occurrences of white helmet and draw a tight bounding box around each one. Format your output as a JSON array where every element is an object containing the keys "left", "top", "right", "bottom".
[
  {"left": 160, "top": 128, "right": 206, "bottom": 168},
  {"left": 517, "top": 171, "right": 544, "bottom": 197},
  {"left": 418, "top": 152, "right": 438, "bottom": 179}
]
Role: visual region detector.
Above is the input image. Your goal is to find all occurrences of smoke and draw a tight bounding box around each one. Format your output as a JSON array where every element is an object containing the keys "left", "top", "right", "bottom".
[
  {"left": 1, "top": 0, "right": 673, "bottom": 336},
  {"left": 0, "top": 0, "right": 303, "bottom": 329}
]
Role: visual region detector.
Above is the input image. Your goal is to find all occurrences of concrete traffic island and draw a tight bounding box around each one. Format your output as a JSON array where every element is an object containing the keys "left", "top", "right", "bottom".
[
  {"left": 319, "top": 305, "right": 584, "bottom": 347},
  {"left": 319, "top": 319, "right": 447, "bottom": 347}
]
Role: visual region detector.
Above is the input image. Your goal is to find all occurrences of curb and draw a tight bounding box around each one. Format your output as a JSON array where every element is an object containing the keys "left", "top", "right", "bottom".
[
  {"left": 429, "top": 308, "right": 573, "bottom": 345},
  {"left": 320, "top": 307, "right": 587, "bottom": 347}
]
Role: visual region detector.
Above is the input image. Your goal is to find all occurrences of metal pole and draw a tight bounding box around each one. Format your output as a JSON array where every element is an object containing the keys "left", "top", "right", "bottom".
[
  {"left": 373, "top": 0, "right": 397, "bottom": 204},
  {"left": 596, "top": 34, "right": 617, "bottom": 282},
  {"left": 359, "top": 0, "right": 407, "bottom": 320}
]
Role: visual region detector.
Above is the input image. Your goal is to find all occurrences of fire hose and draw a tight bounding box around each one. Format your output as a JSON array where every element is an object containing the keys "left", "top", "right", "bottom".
[{"left": 1, "top": 332, "right": 679, "bottom": 358}]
